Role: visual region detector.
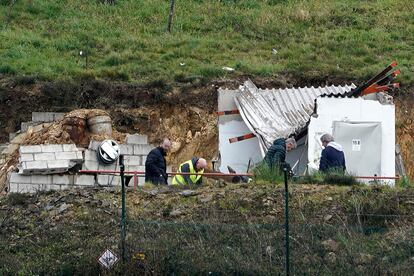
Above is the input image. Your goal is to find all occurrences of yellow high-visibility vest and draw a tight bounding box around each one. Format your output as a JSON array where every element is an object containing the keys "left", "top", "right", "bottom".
[{"left": 172, "top": 159, "right": 204, "bottom": 185}]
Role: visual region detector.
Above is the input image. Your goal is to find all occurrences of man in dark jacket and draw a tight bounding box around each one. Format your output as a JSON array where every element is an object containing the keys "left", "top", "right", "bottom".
[
  {"left": 264, "top": 137, "right": 297, "bottom": 171},
  {"left": 319, "top": 134, "right": 346, "bottom": 173},
  {"left": 145, "top": 138, "right": 172, "bottom": 185}
]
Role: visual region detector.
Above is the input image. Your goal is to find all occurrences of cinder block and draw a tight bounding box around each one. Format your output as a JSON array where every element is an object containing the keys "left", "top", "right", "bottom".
[
  {"left": 24, "top": 161, "right": 48, "bottom": 170},
  {"left": 34, "top": 153, "right": 56, "bottom": 161},
  {"left": 41, "top": 144, "right": 63, "bottom": 153},
  {"left": 63, "top": 144, "right": 78, "bottom": 152},
  {"left": 10, "top": 173, "right": 31, "bottom": 184},
  {"left": 9, "top": 183, "right": 19, "bottom": 193},
  {"left": 74, "top": 174, "right": 96, "bottom": 186},
  {"left": 133, "top": 145, "right": 153, "bottom": 155},
  {"left": 126, "top": 134, "right": 148, "bottom": 145},
  {"left": 76, "top": 151, "right": 83, "bottom": 160},
  {"left": 96, "top": 175, "right": 121, "bottom": 186},
  {"left": 84, "top": 150, "right": 98, "bottom": 162},
  {"left": 119, "top": 144, "right": 134, "bottom": 155},
  {"left": 82, "top": 160, "right": 99, "bottom": 171},
  {"left": 125, "top": 156, "right": 141, "bottom": 166},
  {"left": 55, "top": 151, "right": 79, "bottom": 161},
  {"left": 52, "top": 174, "right": 74, "bottom": 185},
  {"left": 20, "top": 153, "right": 34, "bottom": 162},
  {"left": 47, "top": 160, "right": 73, "bottom": 171},
  {"left": 60, "top": 184, "right": 70, "bottom": 191},
  {"left": 19, "top": 183, "right": 41, "bottom": 193},
  {"left": 31, "top": 175, "right": 52, "bottom": 184},
  {"left": 20, "top": 145, "right": 42, "bottom": 154}
]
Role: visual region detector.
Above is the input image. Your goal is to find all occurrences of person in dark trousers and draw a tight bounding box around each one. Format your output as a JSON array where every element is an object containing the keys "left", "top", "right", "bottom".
[
  {"left": 264, "top": 137, "right": 297, "bottom": 171},
  {"left": 319, "top": 133, "right": 346, "bottom": 173},
  {"left": 145, "top": 138, "right": 172, "bottom": 185}
]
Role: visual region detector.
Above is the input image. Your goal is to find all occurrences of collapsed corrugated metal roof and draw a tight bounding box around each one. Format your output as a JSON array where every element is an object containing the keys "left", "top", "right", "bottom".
[{"left": 232, "top": 79, "right": 356, "bottom": 149}]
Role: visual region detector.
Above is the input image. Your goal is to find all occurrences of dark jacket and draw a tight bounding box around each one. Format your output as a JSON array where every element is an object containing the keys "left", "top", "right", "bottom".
[
  {"left": 264, "top": 138, "right": 286, "bottom": 170},
  {"left": 145, "top": 147, "right": 168, "bottom": 185},
  {"left": 319, "top": 142, "right": 346, "bottom": 173},
  {"left": 180, "top": 157, "right": 202, "bottom": 185}
]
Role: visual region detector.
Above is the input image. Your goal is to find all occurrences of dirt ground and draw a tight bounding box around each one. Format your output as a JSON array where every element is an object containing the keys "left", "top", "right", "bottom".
[{"left": 0, "top": 76, "right": 413, "bottom": 179}]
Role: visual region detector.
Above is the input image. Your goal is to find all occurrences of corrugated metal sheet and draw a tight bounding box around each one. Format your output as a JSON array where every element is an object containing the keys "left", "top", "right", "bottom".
[{"left": 233, "top": 80, "right": 356, "bottom": 149}]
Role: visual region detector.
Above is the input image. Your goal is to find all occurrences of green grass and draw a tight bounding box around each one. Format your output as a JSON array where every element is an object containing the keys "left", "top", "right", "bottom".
[{"left": 0, "top": 0, "right": 413, "bottom": 84}]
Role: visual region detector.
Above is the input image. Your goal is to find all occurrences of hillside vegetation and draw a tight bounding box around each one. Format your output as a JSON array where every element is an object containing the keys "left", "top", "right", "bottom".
[
  {"left": 1, "top": 0, "right": 413, "bottom": 84},
  {"left": 2, "top": 183, "right": 414, "bottom": 274}
]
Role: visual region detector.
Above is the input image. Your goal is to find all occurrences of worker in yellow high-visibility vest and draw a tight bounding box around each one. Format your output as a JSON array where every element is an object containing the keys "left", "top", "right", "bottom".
[{"left": 172, "top": 157, "right": 207, "bottom": 185}]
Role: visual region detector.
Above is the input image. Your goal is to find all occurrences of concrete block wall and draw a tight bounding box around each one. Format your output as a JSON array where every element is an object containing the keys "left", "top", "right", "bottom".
[
  {"left": 19, "top": 144, "right": 83, "bottom": 175},
  {"left": 8, "top": 173, "right": 98, "bottom": 193},
  {"left": 9, "top": 133, "right": 154, "bottom": 193}
]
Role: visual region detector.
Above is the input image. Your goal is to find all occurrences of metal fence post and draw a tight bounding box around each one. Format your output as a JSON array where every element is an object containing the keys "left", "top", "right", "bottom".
[
  {"left": 119, "top": 155, "right": 126, "bottom": 263},
  {"left": 283, "top": 166, "right": 290, "bottom": 276}
]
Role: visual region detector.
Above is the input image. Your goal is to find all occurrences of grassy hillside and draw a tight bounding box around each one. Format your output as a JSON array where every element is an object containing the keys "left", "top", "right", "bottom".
[{"left": 1, "top": 0, "right": 413, "bottom": 84}]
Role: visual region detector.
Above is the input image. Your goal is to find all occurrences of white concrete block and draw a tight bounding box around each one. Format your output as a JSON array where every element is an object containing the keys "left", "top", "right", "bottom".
[
  {"left": 20, "top": 153, "right": 34, "bottom": 162},
  {"left": 31, "top": 175, "right": 52, "bottom": 184},
  {"left": 34, "top": 152, "right": 56, "bottom": 161},
  {"left": 52, "top": 175, "right": 74, "bottom": 185},
  {"left": 19, "top": 183, "right": 41, "bottom": 193},
  {"left": 119, "top": 144, "right": 134, "bottom": 155},
  {"left": 133, "top": 145, "right": 153, "bottom": 155},
  {"left": 9, "top": 183, "right": 19, "bottom": 193},
  {"left": 24, "top": 161, "right": 48, "bottom": 170},
  {"left": 96, "top": 175, "right": 121, "bottom": 186},
  {"left": 60, "top": 184, "right": 70, "bottom": 191},
  {"left": 126, "top": 134, "right": 148, "bottom": 145},
  {"left": 125, "top": 156, "right": 141, "bottom": 166},
  {"left": 84, "top": 149, "right": 98, "bottom": 162},
  {"left": 20, "top": 145, "right": 42, "bottom": 154},
  {"left": 32, "top": 112, "right": 62, "bottom": 123},
  {"left": 41, "top": 144, "right": 63, "bottom": 153},
  {"left": 63, "top": 144, "right": 78, "bottom": 152},
  {"left": 76, "top": 151, "right": 83, "bottom": 160},
  {"left": 10, "top": 173, "right": 31, "bottom": 184},
  {"left": 55, "top": 151, "right": 79, "bottom": 160},
  {"left": 47, "top": 159, "right": 71, "bottom": 168},
  {"left": 74, "top": 174, "right": 96, "bottom": 186},
  {"left": 82, "top": 160, "right": 99, "bottom": 171},
  {"left": 48, "top": 184, "right": 61, "bottom": 191}
]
